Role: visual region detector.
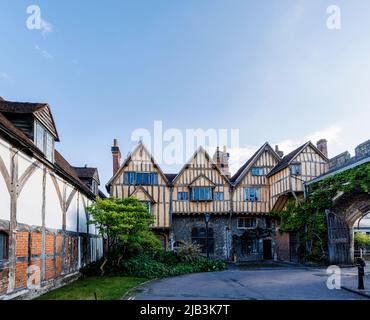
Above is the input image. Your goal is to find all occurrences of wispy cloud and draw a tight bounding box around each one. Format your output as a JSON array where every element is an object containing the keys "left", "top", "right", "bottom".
[
  {"left": 35, "top": 45, "right": 53, "bottom": 59},
  {"left": 0, "top": 72, "right": 10, "bottom": 80}
]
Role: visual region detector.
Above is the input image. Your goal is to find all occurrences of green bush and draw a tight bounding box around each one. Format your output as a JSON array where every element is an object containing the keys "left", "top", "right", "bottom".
[
  {"left": 80, "top": 251, "right": 228, "bottom": 279},
  {"left": 176, "top": 242, "right": 202, "bottom": 263},
  {"left": 120, "top": 254, "right": 170, "bottom": 279}
]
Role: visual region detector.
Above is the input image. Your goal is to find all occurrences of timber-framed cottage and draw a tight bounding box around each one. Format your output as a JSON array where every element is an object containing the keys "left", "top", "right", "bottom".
[
  {"left": 0, "top": 97, "right": 104, "bottom": 299},
  {"left": 106, "top": 139, "right": 329, "bottom": 262}
]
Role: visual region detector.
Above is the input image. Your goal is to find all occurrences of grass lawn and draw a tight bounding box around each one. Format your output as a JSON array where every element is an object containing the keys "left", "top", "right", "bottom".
[{"left": 36, "top": 276, "right": 146, "bottom": 300}]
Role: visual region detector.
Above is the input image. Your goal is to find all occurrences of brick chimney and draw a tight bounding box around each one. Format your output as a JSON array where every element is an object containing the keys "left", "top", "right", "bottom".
[
  {"left": 275, "top": 145, "right": 284, "bottom": 158},
  {"left": 111, "top": 139, "right": 121, "bottom": 175},
  {"left": 317, "top": 139, "right": 328, "bottom": 158},
  {"left": 213, "top": 146, "right": 230, "bottom": 177}
]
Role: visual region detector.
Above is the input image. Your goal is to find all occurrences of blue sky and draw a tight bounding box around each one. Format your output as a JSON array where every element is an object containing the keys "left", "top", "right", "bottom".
[{"left": 1, "top": 1, "right": 370, "bottom": 192}]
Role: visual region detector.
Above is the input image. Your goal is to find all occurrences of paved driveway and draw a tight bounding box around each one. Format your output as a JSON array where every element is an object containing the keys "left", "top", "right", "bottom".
[{"left": 127, "top": 266, "right": 369, "bottom": 300}]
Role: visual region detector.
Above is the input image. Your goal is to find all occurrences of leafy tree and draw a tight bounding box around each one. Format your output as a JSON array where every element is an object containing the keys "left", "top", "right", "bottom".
[
  {"left": 86, "top": 197, "right": 162, "bottom": 274},
  {"left": 354, "top": 232, "right": 370, "bottom": 248}
]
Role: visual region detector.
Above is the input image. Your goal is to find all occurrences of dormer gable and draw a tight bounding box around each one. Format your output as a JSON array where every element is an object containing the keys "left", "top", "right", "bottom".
[
  {"left": 231, "top": 142, "right": 281, "bottom": 186},
  {"left": 0, "top": 99, "right": 60, "bottom": 163},
  {"left": 267, "top": 141, "right": 328, "bottom": 177},
  {"left": 188, "top": 174, "right": 216, "bottom": 188},
  {"left": 106, "top": 141, "right": 169, "bottom": 191},
  {"left": 172, "top": 146, "right": 230, "bottom": 186}
]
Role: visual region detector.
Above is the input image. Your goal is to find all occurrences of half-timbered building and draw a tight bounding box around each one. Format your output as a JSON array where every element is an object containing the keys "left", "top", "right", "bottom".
[
  {"left": 0, "top": 97, "right": 104, "bottom": 299},
  {"left": 106, "top": 140, "right": 171, "bottom": 247},
  {"left": 229, "top": 142, "right": 281, "bottom": 261},
  {"left": 170, "top": 147, "right": 233, "bottom": 259},
  {"left": 267, "top": 140, "right": 329, "bottom": 261},
  {"left": 106, "top": 139, "right": 329, "bottom": 262}
]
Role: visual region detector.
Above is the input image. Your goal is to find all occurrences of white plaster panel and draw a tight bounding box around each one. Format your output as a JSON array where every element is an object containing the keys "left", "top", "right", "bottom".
[
  {"left": 17, "top": 153, "right": 34, "bottom": 178},
  {"left": 66, "top": 190, "right": 78, "bottom": 232},
  {"left": 17, "top": 167, "right": 43, "bottom": 226},
  {"left": 0, "top": 173, "right": 10, "bottom": 221},
  {"left": 0, "top": 138, "right": 11, "bottom": 174},
  {"left": 45, "top": 173, "right": 63, "bottom": 230},
  {"left": 79, "top": 194, "right": 88, "bottom": 234}
]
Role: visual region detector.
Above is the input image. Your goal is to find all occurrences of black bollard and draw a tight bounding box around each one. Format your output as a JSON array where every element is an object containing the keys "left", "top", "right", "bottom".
[{"left": 356, "top": 257, "right": 366, "bottom": 290}]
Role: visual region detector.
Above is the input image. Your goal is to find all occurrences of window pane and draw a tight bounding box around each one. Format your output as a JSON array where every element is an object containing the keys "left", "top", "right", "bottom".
[
  {"left": 214, "top": 192, "right": 224, "bottom": 201},
  {"left": 46, "top": 133, "right": 54, "bottom": 161},
  {"left": 35, "top": 122, "right": 44, "bottom": 152},
  {"left": 199, "top": 188, "right": 205, "bottom": 200},
  {"left": 0, "top": 233, "right": 7, "bottom": 260},
  {"left": 150, "top": 173, "right": 158, "bottom": 185}
]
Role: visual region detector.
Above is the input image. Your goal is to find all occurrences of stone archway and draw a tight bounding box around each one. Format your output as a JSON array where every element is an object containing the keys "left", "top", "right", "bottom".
[{"left": 329, "top": 191, "right": 370, "bottom": 264}]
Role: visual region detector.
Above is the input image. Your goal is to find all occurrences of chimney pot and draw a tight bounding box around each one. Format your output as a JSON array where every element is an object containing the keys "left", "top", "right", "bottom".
[
  {"left": 111, "top": 139, "right": 121, "bottom": 175},
  {"left": 317, "top": 139, "right": 328, "bottom": 158},
  {"left": 213, "top": 146, "right": 230, "bottom": 177},
  {"left": 275, "top": 145, "right": 284, "bottom": 158}
]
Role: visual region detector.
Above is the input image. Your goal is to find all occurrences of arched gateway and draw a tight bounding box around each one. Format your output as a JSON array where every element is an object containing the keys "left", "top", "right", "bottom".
[{"left": 327, "top": 191, "right": 370, "bottom": 264}]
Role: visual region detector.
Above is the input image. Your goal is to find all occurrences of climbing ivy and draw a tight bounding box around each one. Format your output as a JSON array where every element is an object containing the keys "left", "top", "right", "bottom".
[{"left": 272, "top": 162, "right": 370, "bottom": 263}]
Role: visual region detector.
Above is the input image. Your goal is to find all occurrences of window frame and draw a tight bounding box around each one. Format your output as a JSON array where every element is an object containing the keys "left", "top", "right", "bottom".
[
  {"left": 214, "top": 191, "right": 224, "bottom": 201},
  {"left": 178, "top": 191, "right": 189, "bottom": 201},
  {"left": 190, "top": 187, "right": 213, "bottom": 201},
  {"left": 244, "top": 187, "right": 261, "bottom": 202},
  {"left": 251, "top": 167, "right": 265, "bottom": 176},
  {"left": 123, "top": 172, "right": 158, "bottom": 186},
  {"left": 237, "top": 217, "right": 257, "bottom": 229},
  {"left": 141, "top": 201, "right": 152, "bottom": 214},
  {"left": 191, "top": 227, "right": 214, "bottom": 254},
  {"left": 34, "top": 120, "right": 55, "bottom": 163},
  {"left": 0, "top": 231, "right": 9, "bottom": 261},
  {"left": 290, "top": 164, "right": 302, "bottom": 175}
]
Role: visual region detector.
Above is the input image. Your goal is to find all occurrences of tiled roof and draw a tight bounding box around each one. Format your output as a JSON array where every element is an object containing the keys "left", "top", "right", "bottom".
[
  {"left": 0, "top": 100, "right": 46, "bottom": 113},
  {"left": 73, "top": 166, "right": 98, "bottom": 178}
]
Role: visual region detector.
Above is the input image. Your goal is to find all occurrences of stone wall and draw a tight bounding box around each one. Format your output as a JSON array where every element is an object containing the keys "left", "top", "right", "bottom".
[
  {"left": 172, "top": 215, "right": 277, "bottom": 261},
  {"left": 172, "top": 215, "right": 232, "bottom": 260},
  {"left": 355, "top": 139, "right": 370, "bottom": 158}
]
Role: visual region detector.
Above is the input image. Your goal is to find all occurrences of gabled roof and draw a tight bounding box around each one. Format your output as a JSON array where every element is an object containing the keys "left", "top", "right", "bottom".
[
  {"left": 106, "top": 141, "right": 169, "bottom": 189},
  {"left": 129, "top": 185, "right": 156, "bottom": 203},
  {"left": 73, "top": 166, "right": 100, "bottom": 184},
  {"left": 0, "top": 99, "right": 60, "bottom": 141},
  {"left": 267, "top": 141, "right": 328, "bottom": 177},
  {"left": 188, "top": 173, "right": 216, "bottom": 187},
  {"left": 171, "top": 146, "right": 230, "bottom": 185},
  {"left": 230, "top": 142, "right": 281, "bottom": 185}
]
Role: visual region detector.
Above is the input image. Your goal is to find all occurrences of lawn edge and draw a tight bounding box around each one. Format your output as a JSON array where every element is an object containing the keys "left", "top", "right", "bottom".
[{"left": 121, "top": 278, "right": 158, "bottom": 300}]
